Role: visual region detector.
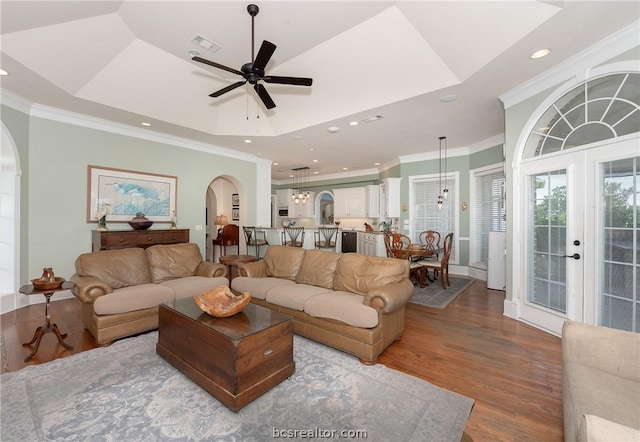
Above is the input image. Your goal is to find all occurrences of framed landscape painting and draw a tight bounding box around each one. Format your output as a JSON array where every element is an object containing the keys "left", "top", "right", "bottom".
[{"left": 87, "top": 165, "right": 177, "bottom": 223}]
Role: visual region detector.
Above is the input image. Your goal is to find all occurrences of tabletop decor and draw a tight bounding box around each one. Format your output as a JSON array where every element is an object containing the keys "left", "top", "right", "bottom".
[
  {"left": 87, "top": 165, "right": 177, "bottom": 224},
  {"left": 194, "top": 286, "right": 251, "bottom": 317},
  {"left": 31, "top": 267, "right": 64, "bottom": 291},
  {"left": 128, "top": 212, "right": 153, "bottom": 230}
]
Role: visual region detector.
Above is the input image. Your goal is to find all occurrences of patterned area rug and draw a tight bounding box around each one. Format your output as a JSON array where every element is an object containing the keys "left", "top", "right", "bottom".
[
  {"left": 1, "top": 331, "right": 474, "bottom": 441},
  {"left": 409, "top": 277, "right": 475, "bottom": 309}
]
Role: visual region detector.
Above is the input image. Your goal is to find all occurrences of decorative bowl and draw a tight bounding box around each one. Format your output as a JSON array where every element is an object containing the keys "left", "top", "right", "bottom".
[
  {"left": 194, "top": 286, "right": 251, "bottom": 317},
  {"left": 31, "top": 276, "right": 65, "bottom": 291},
  {"left": 129, "top": 219, "right": 153, "bottom": 230}
]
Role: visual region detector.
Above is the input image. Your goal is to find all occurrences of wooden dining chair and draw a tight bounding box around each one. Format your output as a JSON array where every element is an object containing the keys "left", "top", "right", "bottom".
[
  {"left": 281, "top": 226, "right": 305, "bottom": 247},
  {"left": 417, "top": 232, "right": 453, "bottom": 289},
  {"left": 383, "top": 233, "right": 426, "bottom": 287},
  {"left": 418, "top": 230, "right": 441, "bottom": 258}
]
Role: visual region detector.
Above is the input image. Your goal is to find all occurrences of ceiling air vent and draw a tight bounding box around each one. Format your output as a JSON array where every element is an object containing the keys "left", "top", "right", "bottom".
[
  {"left": 362, "top": 114, "right": 384, "bottom": 123},
  {"left": 191, "top": 34, "right": 221, "bottom": 54}
]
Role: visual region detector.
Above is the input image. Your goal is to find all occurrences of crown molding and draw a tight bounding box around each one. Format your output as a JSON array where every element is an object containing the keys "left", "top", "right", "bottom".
[
  {"left": 500, "top": 20, "right": 640, "bottom": 108},
  {"left": 467, "top": 133, "right": 504, "bottom": 155},
  {"left": 272, "top": 167, "right": 380, "bottom": 186},
  {"left": 0, "top": 89, "right": 33, "bottom": 114},
  {"left": 399, "top": 145, "right": 471, "bottom": 164}
]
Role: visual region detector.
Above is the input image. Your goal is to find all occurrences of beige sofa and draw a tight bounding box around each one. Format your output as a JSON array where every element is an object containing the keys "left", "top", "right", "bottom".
[
  {"left": 71, "top": 243, "right": 228, "bottom": 345},
  {"left": 231, "top": 245, "right": 414, "bottom": 364},
  {"left": 562, "top": 321, "right": 640, "bottom": 441}
]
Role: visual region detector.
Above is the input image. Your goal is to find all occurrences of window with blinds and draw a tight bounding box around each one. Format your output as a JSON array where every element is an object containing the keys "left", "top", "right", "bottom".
[
  {"left": 470, "top": 167, "right": 506, "bottom": 269},
  {"left": 412, "top": 175, "right": 456, "bottom": 261}
]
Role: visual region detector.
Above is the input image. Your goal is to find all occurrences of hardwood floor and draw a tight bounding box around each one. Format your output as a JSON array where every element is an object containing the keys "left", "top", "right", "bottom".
[{"left": 0, "top": 280, "right": 563, "bottom": 441}]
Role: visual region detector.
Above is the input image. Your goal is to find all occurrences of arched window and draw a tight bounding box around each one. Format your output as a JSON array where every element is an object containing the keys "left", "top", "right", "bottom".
[{"left": 523, "top": 73, "right": 639, "bottom": 158}]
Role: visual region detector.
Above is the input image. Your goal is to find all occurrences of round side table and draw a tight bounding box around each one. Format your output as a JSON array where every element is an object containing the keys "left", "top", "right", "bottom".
[
  {"left": 219, "top": 254, "right": 257, "bottom": 283},
  {"left": 19, "top": 281, "right": 75, "bottom": 362}
]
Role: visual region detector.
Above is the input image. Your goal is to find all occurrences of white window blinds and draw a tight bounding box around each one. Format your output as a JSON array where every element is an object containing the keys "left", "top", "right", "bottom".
[
  {"left": 413, "top": 176, "right": 456, "bottom": 261},
  {"left": 470, "top": 169, "right": 506, "bottom": 269}
]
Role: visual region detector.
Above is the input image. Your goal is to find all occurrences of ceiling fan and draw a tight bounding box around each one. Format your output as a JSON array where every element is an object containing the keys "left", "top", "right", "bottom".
[{"left": 192, "top": 4, "right": 313, "bottom": 110}]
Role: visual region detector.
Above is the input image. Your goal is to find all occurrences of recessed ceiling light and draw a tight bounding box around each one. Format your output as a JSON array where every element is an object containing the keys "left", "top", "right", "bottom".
[
  {"left": 530, "top": 48, "right": 551, "bottom": 59},
  {"left": 349, "top": 121, "right": 358, "bottom": 126},
  {"left": 308, "top": 148, "right": 314, "bottom": 151},
  {"left": 0, "top": 69, "right": 8, "bottom": 76},
  {"left": 289, "top": 174, "right": 294, "bottom": 178},
  {"left": 342, "top": 167, "right": 348, "bottom": 171},
  {"left": 312, "top": 159, "right": 318, "bottom": 163},
  {"left": 327, "top": 126, "right": 340, "bottom": 133},
  {"left": 314, "top": 171, "right": 319, "bottom": 174},
  {"left": 244, "top": 139, "right": 252, "bottom": 143},
  {"left": 439, "top": 94, "right": 457, "bottom": 103},
  {"left": 273, "top": 162, "right": 279, "bottom": 166},
  {"left": 374, "top": 162, "right": 381, "bottom": 166},
  {"left": 141, "top": 122, "right": 151, "bottom": 127}
]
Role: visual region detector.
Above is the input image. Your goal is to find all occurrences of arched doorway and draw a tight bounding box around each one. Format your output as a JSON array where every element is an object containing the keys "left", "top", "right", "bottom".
[
  {"left": 0, "top": 122, "right": 23, "bottom": 314},
  {"left": 513, "top": 70, "right": 639, "bottom": 335},
  {"left": 315, "top": 191, "right": 334, "bottom": 226},
  {"left": 206, "top": 176, "right": 242, "bottom": 262}
]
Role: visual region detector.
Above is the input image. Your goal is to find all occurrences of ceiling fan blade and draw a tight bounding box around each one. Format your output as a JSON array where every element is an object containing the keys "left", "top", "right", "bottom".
[
  {"left": 192, "top": 56, "right": 243, "bottom": 76},
  {"left": 252, "top": 40, "right": 276, "bottom": 72},
  {"left": 263, "top": 76, "right": 313, "bottom": 87},
  {"left": 209, "top": 80, "right": 247, "bottom": 97},
  {"left": 254, "top": 83, "right": 276, "bottom": 109}
]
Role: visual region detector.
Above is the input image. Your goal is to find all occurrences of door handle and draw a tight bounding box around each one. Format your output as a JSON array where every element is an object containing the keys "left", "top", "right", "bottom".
[{"left": 564, "top": 253, "right": 580, "bottom": 260}]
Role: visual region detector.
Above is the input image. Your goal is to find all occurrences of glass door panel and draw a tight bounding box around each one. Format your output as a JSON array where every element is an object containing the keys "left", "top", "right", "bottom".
[
  {"left": 600, "top": 156, "right": 639, "bottom": 332},
  {"left": 530, "top": 170, "right": 568, "bottom": 313}
]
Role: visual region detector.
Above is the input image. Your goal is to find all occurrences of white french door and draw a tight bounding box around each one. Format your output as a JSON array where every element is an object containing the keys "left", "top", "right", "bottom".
[
  {"left": 519, "top": 137, "right": 639, "bottom": 335},
  {"left": 520, "top": 152, "right": 584, "bottom": 334}
]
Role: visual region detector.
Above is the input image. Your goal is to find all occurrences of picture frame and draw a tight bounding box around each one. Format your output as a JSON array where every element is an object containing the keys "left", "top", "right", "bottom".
[
  {"left": 232, "top": 193, "right": 240, "bottom": 207},
  {"left": 232, "top": 208, "right": 240, "bottom": 221},
  {"left": 87, "top": 165, "right": 177, "bottom": 223}
]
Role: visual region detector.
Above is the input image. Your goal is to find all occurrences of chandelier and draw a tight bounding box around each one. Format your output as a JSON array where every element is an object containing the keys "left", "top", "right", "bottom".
[
  {"left": 291, "top": 167, "right": 311, "bottom": 204},
  {"left": 437, "top": 136, "right": 449, "bottom": 210}
]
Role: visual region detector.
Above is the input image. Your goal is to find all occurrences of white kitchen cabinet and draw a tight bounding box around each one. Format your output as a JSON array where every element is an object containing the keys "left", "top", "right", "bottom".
[
  {"left": 333, "top": 188, "right": 366, "bottom": 218},
  {"left": 276, "top": 189, "right": 292, "bottom": 209},
  {"left": 288, "top": 192, "right": 315, "bottom": 218},
  {"left": 365, "top": 185, "right": 380, "bottom": 218},
  {"left": 357, "top": 232, "right": 386, "bottom": 257},
  {"left": 380, "top": 178, "right": 401, "bottom": 219}
]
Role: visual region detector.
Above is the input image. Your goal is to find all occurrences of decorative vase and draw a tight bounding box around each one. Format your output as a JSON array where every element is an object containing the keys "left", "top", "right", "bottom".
[{"left": 129, "top": 212, "right": 153, "bottom": 230}]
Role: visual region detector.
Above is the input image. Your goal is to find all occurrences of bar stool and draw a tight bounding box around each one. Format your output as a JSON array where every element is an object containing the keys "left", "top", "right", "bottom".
[
  {"left": 281, "top": 226, "right": 305, "bottom": 247},
  {"left": 314, "top": 227, "right": 338, "bottom": 251},
  {"left": 243, "top": 226, "right": 269, "bottom": 260}
]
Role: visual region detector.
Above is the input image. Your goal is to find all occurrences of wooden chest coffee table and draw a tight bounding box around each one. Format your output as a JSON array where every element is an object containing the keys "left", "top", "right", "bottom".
[{"left": 157, "top": 298, "right": 294, "bottom": 412}]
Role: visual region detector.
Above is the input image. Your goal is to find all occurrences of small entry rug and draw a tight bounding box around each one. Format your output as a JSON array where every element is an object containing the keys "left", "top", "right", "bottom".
[
  {"left": 409, "top": 277, "right": 475, "bottom": 309},
  {"left": 1, "top": 331, "right": 474, "bottom": 442}
]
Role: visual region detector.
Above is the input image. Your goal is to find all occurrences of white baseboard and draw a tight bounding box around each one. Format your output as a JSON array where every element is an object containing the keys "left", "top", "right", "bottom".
[
  {"left": 468, "top": 267, "right": 487, "bottom": 281},
  {"left": 503, "top": 298, "right": 518, "bottom": 319}
]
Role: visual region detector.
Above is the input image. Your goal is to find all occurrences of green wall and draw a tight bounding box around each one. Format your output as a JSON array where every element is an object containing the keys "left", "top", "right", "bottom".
[{"left": 2, "top": 109, "right": 257, "bottom": 286}]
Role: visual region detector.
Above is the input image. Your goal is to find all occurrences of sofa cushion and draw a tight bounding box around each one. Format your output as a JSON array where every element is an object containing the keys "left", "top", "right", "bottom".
[
  {"left": 304, "top": 291, "right": 379, "bottom": 328},
  {"left": 295, "top": 250, "right": 340, "bottom": 289},
  {"left": 160, "top": 276, "right": 229, "bottom": 300},
  {"left": 146, "top": 243, "right": 204, "bottom": 283},
  {"left": 231, "top": 277, "right": 294, "bottom": 300},
  {"left": 75, "top": 248, "right": 151, "bottom": 289},
  {"left": 334, "top": 254, "right": 407, "bottom": 295},
  {"left": 264, "top": 245, "right": 306, "bottom": 280},
  {"left": 265, "top": 284, "right": 333, "bottom": 311},
  {"left": 565, "top": 363, "right": 640, "bottom": 434},
  {"left": 93, "top": 283, "right": 174, "bottom": 315}
]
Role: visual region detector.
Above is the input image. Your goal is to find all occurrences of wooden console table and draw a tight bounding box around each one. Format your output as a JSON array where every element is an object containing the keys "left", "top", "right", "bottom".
[{"left": 92, "top": 229, "right": 189, "bottom": 251}]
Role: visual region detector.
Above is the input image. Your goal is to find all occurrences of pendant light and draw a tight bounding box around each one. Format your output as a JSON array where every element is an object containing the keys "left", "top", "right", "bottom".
[
  {"left": 437, "top": 136, "right": 445, "bottom": 210},
  {"left": 442, "top": 136, "right": 449, "bottom": 200},
  {"left": 291, "top": 167, "right": 311, "bottom": 204}
]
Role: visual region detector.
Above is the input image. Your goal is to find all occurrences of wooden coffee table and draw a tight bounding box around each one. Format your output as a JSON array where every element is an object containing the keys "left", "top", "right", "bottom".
[{"left": 156, "top": 298, "right": 294, "bottom": 412}]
